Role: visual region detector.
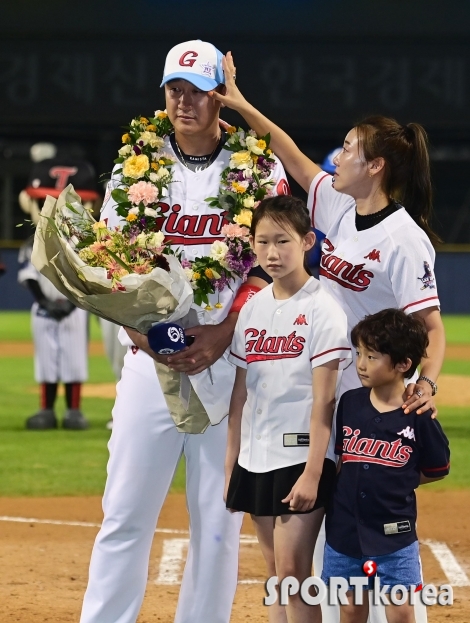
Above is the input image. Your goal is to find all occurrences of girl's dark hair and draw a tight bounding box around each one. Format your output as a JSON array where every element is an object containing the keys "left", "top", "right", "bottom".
[
  {"left": 250, "top": 195, "right": 313, "bottom": 274},
  {"left": 350, "top": 308, "right": 429, "bottom": 379},
  {"left": 355, "top": 115, "right": 441, "bottom": 246}
]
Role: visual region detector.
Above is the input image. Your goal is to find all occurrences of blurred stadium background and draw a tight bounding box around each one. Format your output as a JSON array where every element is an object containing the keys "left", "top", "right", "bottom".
[{"left": 0, "top": 0, "right": 469, "bottom": 490}]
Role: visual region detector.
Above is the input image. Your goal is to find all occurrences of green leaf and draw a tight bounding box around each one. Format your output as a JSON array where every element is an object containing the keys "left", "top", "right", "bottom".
[
  {"left": 65, "top": 202, "right": 81, "bottom": 215},
  {"left": 255, "top": 188, "right": 266, "bottom": 201},
  {"left": 111, "top": 188, "right": 129, "bottom": 203}
]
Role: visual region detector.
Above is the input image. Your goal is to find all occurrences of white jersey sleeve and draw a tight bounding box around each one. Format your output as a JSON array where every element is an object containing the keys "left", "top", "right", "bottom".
[
  {"left": 308, "top": 285, "right": 351, "bottom": 370},
  {"left": 270, "top": 157, "right": 290, "bottom": 197},
  {"left": 307, "top": 171, "right": 355, "bottom": 234},
  {"left": 389, "top": 224, "right": 440, "bottom": 314},
  {"left": 228, "top": 301, "right": 252, "bottom": 370}
]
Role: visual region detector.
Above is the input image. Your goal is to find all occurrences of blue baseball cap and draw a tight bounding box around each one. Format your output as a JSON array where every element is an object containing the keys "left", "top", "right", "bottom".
[
  {"left": 160, "top": 40, "right": 225, "bottom": 91},
  {"left": 321, "top": 147, "right": 342, "bottom": 174}
]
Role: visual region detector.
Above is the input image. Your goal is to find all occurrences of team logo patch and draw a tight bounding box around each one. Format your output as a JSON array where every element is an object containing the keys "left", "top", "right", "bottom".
[
  {"left": 293, "top": 314, "right": 308, "bottom": 326},
  {"left": 397, "top": 426, "right": 415, "bottom": 441},
  {"left": 418, "top": 261, "right": 436, "bottom": 290},
  {"left": 364, "top": 249, "right": 381, "bottom": 262},
  {"left": 200, "top": 61, "right": 215, "bottom": 78}
]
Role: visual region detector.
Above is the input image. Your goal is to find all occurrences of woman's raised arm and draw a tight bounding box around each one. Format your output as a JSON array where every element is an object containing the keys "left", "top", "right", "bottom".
[{"left": 209, "top": 52, "right": 322, "bottom": 193}]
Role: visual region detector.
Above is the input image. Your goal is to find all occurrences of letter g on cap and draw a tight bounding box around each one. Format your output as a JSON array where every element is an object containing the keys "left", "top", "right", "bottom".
[{"left": 179, "top": 51, "right": 198, "bottom": 67}]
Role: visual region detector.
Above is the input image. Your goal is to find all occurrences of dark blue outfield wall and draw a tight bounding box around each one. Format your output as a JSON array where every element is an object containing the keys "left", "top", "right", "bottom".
[{"left": 0, "top": 248, "right": 469, "bottom": 314}]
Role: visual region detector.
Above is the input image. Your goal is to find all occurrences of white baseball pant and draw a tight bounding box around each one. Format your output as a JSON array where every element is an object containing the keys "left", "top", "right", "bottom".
[{"left": 80, "top": 348, "right": 243, "bottom": 623}]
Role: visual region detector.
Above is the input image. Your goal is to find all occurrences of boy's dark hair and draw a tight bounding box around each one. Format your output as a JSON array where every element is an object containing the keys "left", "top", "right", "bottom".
[{"left": 350, "top": 308, "right": 429, "bottom": 379}]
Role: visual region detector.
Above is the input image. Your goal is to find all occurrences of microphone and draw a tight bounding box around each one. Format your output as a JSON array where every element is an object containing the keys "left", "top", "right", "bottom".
[{"left": 147, "top": 322, "right": 193, "bottom": 355}]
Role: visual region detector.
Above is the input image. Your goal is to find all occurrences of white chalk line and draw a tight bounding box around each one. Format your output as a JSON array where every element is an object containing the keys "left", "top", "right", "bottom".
[{"left": 422, "top": 539, "right": 470, "bottom": 587}]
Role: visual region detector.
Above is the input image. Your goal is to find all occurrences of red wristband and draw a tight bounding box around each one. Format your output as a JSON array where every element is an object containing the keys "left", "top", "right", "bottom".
[{"left": 229, "top": 283, "right": 261, "bottom": 314}]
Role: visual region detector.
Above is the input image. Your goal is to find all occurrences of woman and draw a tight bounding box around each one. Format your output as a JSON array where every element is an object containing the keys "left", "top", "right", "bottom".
[{"left": 210, "top": 52, "right": 445, "bottom": 417}]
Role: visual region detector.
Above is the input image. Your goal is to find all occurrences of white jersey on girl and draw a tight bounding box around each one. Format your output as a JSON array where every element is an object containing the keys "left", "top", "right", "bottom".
[
  {"left": 229, "top": 277, "right": 351, "bottom": 472},
  {"left": 308, "top": 171, "right": 440, "bottom": 393}
]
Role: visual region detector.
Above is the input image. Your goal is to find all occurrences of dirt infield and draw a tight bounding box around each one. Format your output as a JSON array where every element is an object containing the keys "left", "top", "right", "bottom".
[{"left": 0, "top": 490, "right": 468, "bottom": 622}]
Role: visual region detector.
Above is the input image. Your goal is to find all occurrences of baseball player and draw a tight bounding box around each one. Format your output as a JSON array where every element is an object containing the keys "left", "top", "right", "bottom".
[
  {"left": 80, "top": 40, "right": 289, "bottom": 623},
  {"left": 322, "top": 308, "right": 450, "bottom": 623},
  {"left": 211, "top": 53, "right": 445, "bottom": 623},
  {"left": 18, "top": 146, "right": 99, "bottom": 430},
  {"left": 225, "top": 195, "right": 351, "bottom": 623}
]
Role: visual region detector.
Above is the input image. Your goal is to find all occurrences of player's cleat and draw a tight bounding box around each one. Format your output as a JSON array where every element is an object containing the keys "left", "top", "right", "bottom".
[
  {"left": 26, "top": 408, "right": 58, "bottom": 430},
  {"left": 62, "top": 409, "right": 89, "bottom": 430}
]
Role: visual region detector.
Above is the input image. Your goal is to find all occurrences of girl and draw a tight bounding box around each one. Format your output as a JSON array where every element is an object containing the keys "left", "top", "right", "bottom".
[{"left": 225, "top": 196, "right": 351, "bottom": 623}]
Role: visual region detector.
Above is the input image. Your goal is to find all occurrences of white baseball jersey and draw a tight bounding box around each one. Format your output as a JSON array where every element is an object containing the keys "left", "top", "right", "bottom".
[
  {"left": 18, "top": 239, "right": 88, "bottom": 383},
  {"left": 229, "top": 277, "right": 351, "bottom": 473},
  {"left": 101, "top": 135, "right": 288, "bottom": 424},
  {"left": 308, "top": 171, "right": 440, "bottom": 393}
]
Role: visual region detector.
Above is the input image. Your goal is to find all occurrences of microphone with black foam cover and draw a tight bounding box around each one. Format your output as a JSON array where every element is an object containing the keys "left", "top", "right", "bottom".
[{"left": 147, "top": 322, "right": 193, "bottom": 355}]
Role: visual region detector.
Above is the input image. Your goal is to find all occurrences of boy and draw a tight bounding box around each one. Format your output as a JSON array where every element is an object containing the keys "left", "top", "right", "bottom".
[{"left": 322, "top": 308, "right": 450, "bottom": 623}]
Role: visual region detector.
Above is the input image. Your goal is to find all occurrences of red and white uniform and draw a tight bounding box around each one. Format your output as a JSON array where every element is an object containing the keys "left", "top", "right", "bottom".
[
  {"left": 308, "top": 172, "right": 435, "bottom": 623},
  {"left": 80, "top": 137, "right": 288, "bottom": 623},
  {"left": 309, "top": 171, "right": 440, "bottom": 394},
  {"left": 229, "top": 277, "right": 351, "bottom": 471}
]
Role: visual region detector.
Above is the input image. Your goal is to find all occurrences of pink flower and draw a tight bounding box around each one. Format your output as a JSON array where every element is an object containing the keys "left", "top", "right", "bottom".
[
  {"left": 127, "top": 181, "right": 159, "bottom": 206},
  {"left": 221, "top": 223, "right": 250, "bottom": 239}
]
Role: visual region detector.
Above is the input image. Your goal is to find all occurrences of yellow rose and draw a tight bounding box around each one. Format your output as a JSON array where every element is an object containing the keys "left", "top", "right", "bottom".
[
  {"left": 151, "top": 162, "right": 159, "bottom": 170},
  {"left": 123, "top": 154, "right": 150, "bottom": 179},
  {"left": 157, "top": 111, "right": 168, "bottom": 119},
  {"left": 233, "top": 209, "right": 253, "bottom": 227},
  {"left": 146, "top": 124, "right": 156, "bottom": 131},
  {"left": 257, "top": 139, "right": 266, "bottom": 151},
  {"left": 140, "top": 117, "right": 149, "bottom": 124},
  {"left": 192, "top": 272, "right": 201, "bottom": 280},
  {"left": 266, "top": 149, "right": 272, "bottom": 155},
  {"left": 243, "top": 196, "right": 255, "bottom": 208},
  {"left": 139, "top": 131, "right": 165, "bottom": 149},
  {"left": 126, "top": 213, "right": 138, "bottom": 222},
  {"left": 205, "top": 268, "right": 214, "bottom": 279},
  {"left": 227, "top": 126, "right": 237, "bottom": 135},
  {"left": 122, "top": 133, "right": 131, "bottom": 144},
  {"left": 232, "top": 182, "right": 247, "bottom": 194},
  {"left": 229, "top": 150, "right": 253, "bottom": 170}
]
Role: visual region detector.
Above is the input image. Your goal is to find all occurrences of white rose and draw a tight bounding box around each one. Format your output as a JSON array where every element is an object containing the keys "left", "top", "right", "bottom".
[
  {"left": 243, "top": 196, "right": 255, "bottom": 208},
  {"left": 156, "top": 167, "right": 170, "bottom": 179},
  {"left": 136, "top": 233, "right": 148, "bottom": 247},
  {"left": 210, "top": 240, "right": 229, "bottom": 262},
  {"left": 139, "top": 131, "right": 165, "bottom": 149},
  {"left": 118, "top": 144, "right": 132, "bottom": 156},
  {"left": 128, "top": 207, "right": 139, "bottom": 215},
  {"left": 144, "top": 207, "right": 158, "bottom": 217},
  {"left": 147, "top": 231, "right": 164, "bottom": 248},
  {"left": 246, "top": 135, "right": 264, "bottom": 155},
  {"left": 183, "top": 267, "right": 194, "bottom": 281},
  {"left": 149, "top": 172, "right": 158, "bottom": 183}
]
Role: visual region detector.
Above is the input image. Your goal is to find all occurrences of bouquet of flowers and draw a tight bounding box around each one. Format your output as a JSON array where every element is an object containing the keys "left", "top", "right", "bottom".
[{"left": 31, "top": 185, "right": 193, "bottom": 335}]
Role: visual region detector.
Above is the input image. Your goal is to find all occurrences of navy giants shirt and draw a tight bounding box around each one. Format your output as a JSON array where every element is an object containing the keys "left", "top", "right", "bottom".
[{"left": 325, "top": 387, "right": 450, "bottom": 558}]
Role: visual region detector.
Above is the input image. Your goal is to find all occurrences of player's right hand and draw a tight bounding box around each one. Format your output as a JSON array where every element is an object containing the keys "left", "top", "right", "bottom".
[{"left": 208, "top": 52, "right": 248, "bottom": 113}]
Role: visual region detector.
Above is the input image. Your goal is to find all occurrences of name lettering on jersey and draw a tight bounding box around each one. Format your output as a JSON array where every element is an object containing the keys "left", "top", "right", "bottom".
[
  {"left": 397, "top": 426, "right": 416, "bottom": 441},
  {"left": 342, "top": 426, "right": 413, "bottom": 467},
  {"left": 156, "top": 202, "right": 229, "bottom": 245},
  {"left": 364, "top": 249, "right": 381, "bottom": 262},
  {"left": 244, "top": 328, "right": 305, "bottom": 363},
  {"left": 418, "top": 261, "right": 436, "bottom": 290},
  {"left": 49, "top": 166, "right": 78, "bottom": 191},
  {"left": 293, "top": 314, "right": 308, "bottom": 326},
  {"left": 320, "top": 238, "right": 375, "bottom": 292},
  {"left": 179, "top": 51, "right": 198, "bottom": 67}
]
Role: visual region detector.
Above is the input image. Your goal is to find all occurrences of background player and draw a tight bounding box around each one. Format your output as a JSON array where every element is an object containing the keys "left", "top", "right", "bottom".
[
  {"left": 323, "top": 309, "right": 450, "bottom": 623},
  {"left": 211, "top": 52, "right": 446, "bottom": 623},
  {"left": 18, "top": 143, "right": 99, "bottom": 430},
  {"left": 226, "top": 195, "right": 351, "bottom": 623},
  {"left": 80, "top": 40, "right": 290, "bottom": 623}
]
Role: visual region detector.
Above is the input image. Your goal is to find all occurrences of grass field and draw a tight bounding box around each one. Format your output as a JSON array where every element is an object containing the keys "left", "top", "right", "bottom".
[{"left": 0, "top": 312, "right": 468, "bottom": 496}]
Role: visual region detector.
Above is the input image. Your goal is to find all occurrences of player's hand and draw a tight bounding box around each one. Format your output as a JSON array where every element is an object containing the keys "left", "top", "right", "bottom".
[
  {"left": 166, "top": 318, "right": 235, "bottom": 375},
  {"left": 281, "top": 473, "right": 318, "bottom": 513},
  {"left": 402, "top": 382, "right": 437, "bottom": 418},
  {"left": 208, "top": 51, "right": 248, "bottom": 113},
  {"left": 123, "top": 327, "right": 177, "bottom": 366}
]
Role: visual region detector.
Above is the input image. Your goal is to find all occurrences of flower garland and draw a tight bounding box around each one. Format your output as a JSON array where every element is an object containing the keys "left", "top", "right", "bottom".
[{"left": 109, "top": 112, "right": 277, "bottom": 308}]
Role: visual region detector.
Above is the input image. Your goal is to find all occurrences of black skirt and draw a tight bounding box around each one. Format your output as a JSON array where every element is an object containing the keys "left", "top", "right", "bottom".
[{"left": 226, "top": 458, "right": 336, "bottom": 517}]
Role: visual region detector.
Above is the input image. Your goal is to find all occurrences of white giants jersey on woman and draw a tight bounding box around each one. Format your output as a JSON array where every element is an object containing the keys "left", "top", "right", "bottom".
[
  {"left": 307, "top": 172, "right": 440, "bottom": 392},
  {"left": 101, "top": 135, "right": 289, "bottom": 423},
  {"left": 229, "top": 277, "right": 351, "bottom": 472}
]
